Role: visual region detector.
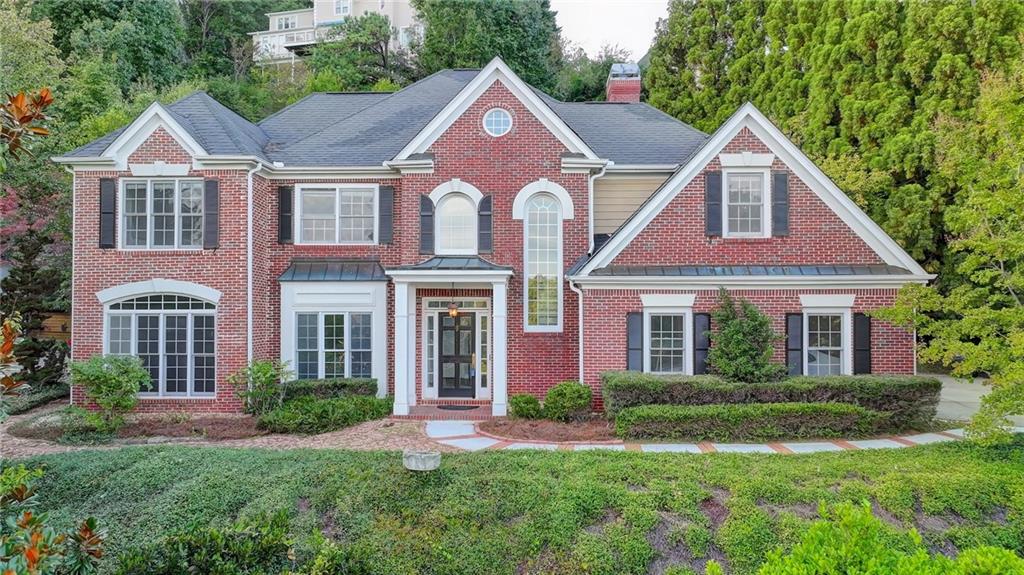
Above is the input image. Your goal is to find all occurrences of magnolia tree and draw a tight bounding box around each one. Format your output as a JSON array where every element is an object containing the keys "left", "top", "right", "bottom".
[{"left": 0, "top": 89, "right": 53, "bottom": 174}]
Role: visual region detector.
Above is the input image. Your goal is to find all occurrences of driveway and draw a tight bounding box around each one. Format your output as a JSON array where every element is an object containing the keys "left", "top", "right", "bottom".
[{"left": 931, "top": 373, "right": 1024, "bottom": 425}]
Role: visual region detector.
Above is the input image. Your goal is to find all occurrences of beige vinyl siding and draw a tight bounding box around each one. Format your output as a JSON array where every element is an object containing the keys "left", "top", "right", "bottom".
[{"left": 593, "top": 175, "right": 670, "bottom": 234}]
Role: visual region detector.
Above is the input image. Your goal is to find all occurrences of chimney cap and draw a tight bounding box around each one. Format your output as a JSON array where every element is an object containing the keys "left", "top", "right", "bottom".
[{"left": 608, "top": 62, "right": 640, "bottom": 79}]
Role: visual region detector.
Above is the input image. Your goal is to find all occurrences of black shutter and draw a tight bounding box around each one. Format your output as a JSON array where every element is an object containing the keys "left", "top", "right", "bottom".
[
  {"left": 786, "top": 313, "right": 803, "bottom": 376},
  {"left": 693, "top": 313, "right": 711, "bottom": 375},
  {"left": 99, "top": 178, "right": 116, "bottom": 249},
  {"left": 853, "top": 313, "right": 871, "bottom": 374},
  {"left": 277, "top": 186, "right": 293, "bottom": 244},
  {"left": 378, "top": 185, "right": 394, "bottom": 244},
  {"left": 772, "top": 171, "right": 789, "bottom": 237},
  {"left": 705, "top": 171, "right": 722, "bottom": 236},
  {"left": 626, "top": 312, "right": 643, "bottom": 371},
  {"left": 478, "top": 195, "right": 493, "bottom": 253},
  {"left": 203, "top": 179, "right": 220, "bottom": 249},
  {"left": 419, "top": 195, "right": 434, "bottom": 254}
]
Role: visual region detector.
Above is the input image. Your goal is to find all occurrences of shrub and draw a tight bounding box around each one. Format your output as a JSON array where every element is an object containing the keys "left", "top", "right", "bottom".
[
  {"left": 707, "top": 288, "right": 787, "bottom": 383},
  {"left": 114, "top": 513, "right": 292, "bottom": 575},
  {"left": 615, "top": 402, "right": 882, "bottom": 441},
  {"left": 259, "top": 395, "right": 392, "bottom": 435},
  {"left": 509, "top": 394, "right": 543, "bottom": 419},
  {"left": 70, "top": 355, "right": 148, "bottom": 432},
  {"left": 230, "top": 360, "right": 291, "bottom": 415},
  {"left": 757, "top": 501, "right": 1024, "bottom": 574},
  {"left": 543, "top": 381, "right": 592, "bottom": 422},
  {"left": 601, "top": 372, "right": 941, "bottom": 429},
  {"left": 3, "top": 383, "right": 69, "bottom": 415},
  {"left": 282, "top": 377, "right": 377, "bottom": 401}
]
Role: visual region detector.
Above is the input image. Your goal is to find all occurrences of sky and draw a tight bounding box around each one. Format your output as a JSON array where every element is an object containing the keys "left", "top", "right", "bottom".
[{"left": 550, "top": 0, "right": 670, "bottom": 61}]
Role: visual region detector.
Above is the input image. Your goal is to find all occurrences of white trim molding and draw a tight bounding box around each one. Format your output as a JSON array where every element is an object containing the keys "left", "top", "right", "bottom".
[
  {"left": 719, "top": 152, "right": 774, "bottom": 167},
  {"left": 641, "top": 294, "right": 696, "bottom": 308},
  {"left": 96, "top": 279, "right": 222, "bottom": 305},
  {"left": 641, "top": 298, "right": 695, "bottom": 375},
  {"left": 800, "top": 294, "right": 855, "bottom": 376},
  {"left": 571, "top": 275, "right": 932, "bottom": 290},
  {"left": 799, "top": 294, "right": 856, "bottom": 308},
  {"left": 511, "top": 178, "right": 575, "bottom": 220},
  {"left": 103, "top": 102, "right": 207, "bottom": 171},
  {"left": 428, "top": 178, "right": 483, "bottom": 206},
  {"left": 129, "top": 162, "right": 190, "bottom": 177},
  {"left": 721, "top": 167, "right": 772, "bottom": 238}
]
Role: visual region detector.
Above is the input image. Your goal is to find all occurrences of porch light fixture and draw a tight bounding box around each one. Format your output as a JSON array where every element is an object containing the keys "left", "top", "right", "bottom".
[{"left": 448, "top": 301, "right": 459, "bottom": 318}]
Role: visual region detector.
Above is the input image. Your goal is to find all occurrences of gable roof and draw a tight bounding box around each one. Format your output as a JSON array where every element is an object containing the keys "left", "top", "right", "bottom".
[
  {"left": 574, "top": 102, "right": 930, "bottom": 278},
  {"left": 56, "top": 59, "right": 707, "bottom": 168}
]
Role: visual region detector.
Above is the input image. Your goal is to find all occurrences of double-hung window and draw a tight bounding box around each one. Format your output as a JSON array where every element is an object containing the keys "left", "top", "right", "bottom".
[
  {"left": 297, "top": 185, "right": 377, "bottom": 244},
  {"left": 805, "top": 313, "right": 845, "bottom": 375},
  {"left": 643, "top": 309, "right": 692, "bottom": 374},
  {"left": 724, "top": 171, "right": 769, "bottom": 237},
  {"left": 334, "top": 0, "right": 352, "bottom": 17},
  {"left": 295, "top": 312, "right": 373, "bottom": 379},
  {"left": 106, "top": 295, "right": 216, "bottom": 396},
  {"left": 122, "top": 179, "right": 204, "bottom": 249},
  {"left": 435, "top": 193, "right": 476, "bottom": 255},
  {"left": 524, "top": 193, "right": 561, "bottom": 330}
]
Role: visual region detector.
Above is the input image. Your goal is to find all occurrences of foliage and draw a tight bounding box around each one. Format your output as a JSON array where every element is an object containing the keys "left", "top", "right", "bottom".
[
  {"left": 2, "top": 383, "right": 69, "bottom": 416},
  {"left": 542, "top": 381, "right": 592, "bottom": 422},
  {"left": 645, "top": 0, "right": 1024, "bottom": 272},
  {"left": 412, "top": 0, "right": 561, "bottom": 91},
  {"left": 258, "top": 396, "right": 392, "bottom": 435},
  {"left": 69, "top": 356, "right": 147, "bottom": 432},
  {"left": 229, "top": 360, "right": 290, "bottom": 416},
  {"left": 756, "top": 501, "right": 1024, "bottom": 574},
  {"left": 0, "top": 89, "right": 53, "bottom": 173},
  {"left": 509, "top": 394, "right": 543, "bottom": 419},
  {"left": 0, "top": 314, "right": 26, "bottom": 421},
  {"left": 552, "top": 43, "right": 631, "bottom": 102},
  {"left": 0, "top": 464, "right": 104, "bottom": 575},
  {"left": 0, "top": 0, "right": 64, "bottom": 96},
  {"left": 308, "top": 13, "right": 415, "bottom": 92},
  {"left": 707, "top": 288, "right": 787, "bottom": 384},
  {"left": 875, "top": 58, "right": 1024, "bottom": 444},
  {"left": 615, "top": 402, "right": 881, "bottom": 441},
  {"left": 281, "top": 378, "right": 378, "bottom": 402},
  {"left": 290, "top": 539, "right": 371, "bottom": 575},
  {"left": 113, "top": 512, "right": 292, "bottom": 575},
  {"left": 600, "top": 372, "right": 941, "bottom": 429}
]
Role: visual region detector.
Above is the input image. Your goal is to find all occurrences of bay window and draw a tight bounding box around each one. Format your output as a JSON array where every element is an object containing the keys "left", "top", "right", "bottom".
[{"left": 122, "top": 179, "right": 204, "bottom": 249}]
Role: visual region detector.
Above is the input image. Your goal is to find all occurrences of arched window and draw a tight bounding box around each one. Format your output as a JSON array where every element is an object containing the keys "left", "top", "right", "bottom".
[
  {"left": 436, "top": 193, "right": 477, "bottom": 255},
  {"left": 524, "top": 193, "right": 562, "bottom": 331},
  {"left": 105, "top": 294, "right": 217, "bottom": 397}
]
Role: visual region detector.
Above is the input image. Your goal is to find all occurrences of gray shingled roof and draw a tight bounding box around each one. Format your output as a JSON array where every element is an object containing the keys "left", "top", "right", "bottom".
[
  {"left": 589, "top": 264, "right": 913, "bottom": 277},
  {"left": 65, "top": 68, "right": 709, "bottom": 167},
  {"left": 391, "top": 256, "right": 513, "bottom": 271},
  {"left": 278, "top": 259, "right": 387, "bottom": 282}
]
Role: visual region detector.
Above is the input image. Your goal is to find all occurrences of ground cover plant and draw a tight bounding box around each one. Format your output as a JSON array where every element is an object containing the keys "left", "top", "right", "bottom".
[
  {"left": 14, "top": 438, "right": 1024, "bottom": 574},
  {"left": 258, "top": 395, "right": 392, "bottom": 435}
]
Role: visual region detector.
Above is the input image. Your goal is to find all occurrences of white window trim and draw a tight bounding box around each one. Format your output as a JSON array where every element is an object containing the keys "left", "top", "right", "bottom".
[
  {"left": 278, "top": 15, "right": 297, "bottom": 30},
  {"left": 522, "top": 193, "right": 563, "bottom": 333},
  {"left": 294, "top": 311, "right": 372, "bottom": 379},
  {"left": 722, "top": 167, "right": 771, "bottom": 238},
  {"left": 482, "top": 108, "right": 513, "bottom": 137},
  {"left": 420, "top": 298, "right": 491, "bottom": 401},
  {"left": 642, "top": 307, "right": 694, "bottom": 375},
  {"left": 294, "top": 183, "right": 380, "bottom": 246},
  {"left": 334, "top": 0, "right": 352, "bottom": 16},
  {"left": 102, "top": 299, "right": 217, "bottom": 399},
  {"left": 119, "top": 178, "right": 204, "bottom": 251},
  {"left": 801, "top": 306, "right": 854, "bottom": 376},
  {"left": 434, "top": 192, "right": 478, "bottom": 256}
]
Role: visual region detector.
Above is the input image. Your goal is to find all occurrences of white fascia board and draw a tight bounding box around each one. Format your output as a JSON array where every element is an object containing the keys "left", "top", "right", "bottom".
[
  {"left": 386, "top": 270, "right": 513, "bottom": 284},
  {"left": 50, "top": 156, "right": 117, "bottom": 169},
  {"left": 103, "top": 102, "right": 207, "bottom": 171},
  {"left": 259, "top": 165, "right": 400, "bottom": 179},
  {"left": 561, "top": 157, "right": 609, "bottom": 173},
  {"left": 383, "top": 159, "right": 435, "bottom": 174},
  {"left": 578, "top": 102, "right": 928, "bottom": 276},
  {"left": 569, "top": 274, "right": 934, "bottom": 290},
  {"left": 393, "top": 57, "right": 599, "bottom": 161}
]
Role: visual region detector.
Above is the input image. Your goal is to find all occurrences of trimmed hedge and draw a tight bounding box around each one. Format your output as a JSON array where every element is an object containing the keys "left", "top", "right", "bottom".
[
  {"left": 281, "top": 377, "right": 377, "bottom": 401},
  {"left": 544, "top": 381, "right": 592, "bottom": 422},
  {"left": 601, "top": 372, "right": 940, "bottom": 429},
  {"left": 615, "top": 402, "right": 882, "bottom": 441},
  {"left": 258, "top": 395, "right": 391, "bottom": 435}
]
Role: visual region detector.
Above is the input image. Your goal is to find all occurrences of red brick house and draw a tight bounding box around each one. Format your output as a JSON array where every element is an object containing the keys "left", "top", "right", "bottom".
[{"left": 54, "top": 58, "right": 932, "bottom": 417}]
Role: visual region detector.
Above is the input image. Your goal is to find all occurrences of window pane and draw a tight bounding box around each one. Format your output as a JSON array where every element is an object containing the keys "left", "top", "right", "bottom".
[
  {"left": 192, "top": 315, "right": 216, "bottom": 394},
  {"left": 807, "top": 313, "right": 843, "bottom": 375},
  {"left": 296, "top": 313, "right": 319, "bottom": 379},
  {"left": 180, "top": 181, "right": 204, "bottom": 248},
  {"left": 726, "top": 173, "right": 763, "bottom": 235},
  {"left": 124, "top": 182, "right": 148, "bottom": 247},
  {"left": 437, "top": 194, "right": 475, "bottom": 252},
  {"left": 152, "top": 181, "right": 176, "bottom": 248},
  {"left": 338, "top": 190, "right": 374, "bottom": 242},
  {"left": 164, "top": 315, "right": 188, "bottom": 393},
  {"left": 108, "top": 315, "right": 132, "bottom": 355},
  {"left": 426, "top": 315, "right": 435, "bottom": 388},
  {"left": 649, "top": 314, "right": 685, "bottom": 373},
  {"left": 301, "top": 191, "right": 337, "bottom": 242},
  {"left": 324, "top": 314, "right": 345, "bottom": 378},
  {"left": 526, "top": 194, "right": 560, "bottom": 327},
  {"left": 136, "top": 315, "right": 161, "bottom": 392}
]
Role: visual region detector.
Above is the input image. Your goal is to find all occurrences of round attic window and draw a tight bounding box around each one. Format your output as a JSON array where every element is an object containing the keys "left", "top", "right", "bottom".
[{"left": 483, "top": 108, "right": 512, "bottom": 137}]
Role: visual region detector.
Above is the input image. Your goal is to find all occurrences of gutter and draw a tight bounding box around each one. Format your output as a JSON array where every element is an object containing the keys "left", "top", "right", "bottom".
[
  {"left": 63, "top": 166, "right": 76, "bottom": 407},
  {"left": 587, "top": 164, "right": 609, "bottom": 254},
  {"left": 569, "top": 281, "right": 585, "bottom": 384},
  {"left": 246, "top": 161, "right": 264, "bottom": 362}
]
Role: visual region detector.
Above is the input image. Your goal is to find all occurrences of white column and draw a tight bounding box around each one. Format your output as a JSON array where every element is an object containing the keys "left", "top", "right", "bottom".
[
  {"left": 393, "top": 281, "right": 410, "bottom": 415},
  {"left": 406, "top": 285, "right": 418, "bottom": 409},
  {"left": 491, "top": 280, "right": 508, "bottom": 416}
]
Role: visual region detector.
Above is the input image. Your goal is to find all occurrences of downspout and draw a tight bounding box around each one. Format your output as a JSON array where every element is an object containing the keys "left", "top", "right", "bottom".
[
  {"left": 63, "top": 166, "right": 76, "bottom": 406},
  {"left": 246, "top": 161, "right": 264, "bottom": 363},
  {"left": 587, "top": 164, "right": 608, "bottom": 254},
  {"left": 569, "top": 281, "right": 585, "bottom": 384}
]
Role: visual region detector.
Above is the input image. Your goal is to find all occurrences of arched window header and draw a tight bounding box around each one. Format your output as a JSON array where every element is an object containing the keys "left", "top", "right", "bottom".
[
  {"left": 512, "top": 179, "right": 574, "bottom": 220},
  {"left": 97, "top": 279, "right": 222, "bottom": 306},
  {"left": 428, "top": 178, "right": 483, "bottom": 206}
]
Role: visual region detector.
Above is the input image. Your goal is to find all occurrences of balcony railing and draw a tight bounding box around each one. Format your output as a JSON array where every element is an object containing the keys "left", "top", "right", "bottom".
[{"left": 253, "top": 28, "right": 318, "bottom": 61}]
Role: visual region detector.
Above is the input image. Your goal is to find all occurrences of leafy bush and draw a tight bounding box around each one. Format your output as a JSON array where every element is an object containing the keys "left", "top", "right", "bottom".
[
  {"left": 230, "top": 360, "right": 291, "bottom": 415},
  {"left": 543, "top": 381, "right": 592, "bottom": 422},
  {"left": 601, "top": 372, "right": 941, "bottom": 429},
  {"left": 258, "top": 395, "right": 392, "bottom": 435},
  {"left": 70, "top": 355, "right": 148, "bottom": 432},
  {"left": 3, "top": 383, "right": 69, "bottom": 415},
  {"left": 282, "top": 377, "right": 377, "bottom": 401},
  {"left": 755, "top": 501, "right": 1024, "bottom": 574},
  {"left": 509, "top": 394, "right": 543, "bottom": 419},
  {"left": 114, "top": 513, "right": 292, "bottom": 575},
  {"left": 707, "top": 288, "right": 787, "bottom": 383},
  {"left": 292, "top": 540, "right": 371, "bottom": 575},
  {"left": 615, "top": 402, "right": 882, "bottom": 441}
]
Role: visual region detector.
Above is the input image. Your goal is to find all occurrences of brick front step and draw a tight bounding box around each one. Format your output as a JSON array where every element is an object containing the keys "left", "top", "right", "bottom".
[
  {"left": 420, "top": 398, "right": 492, "bottom": 406},
  {"left": 395, "top": 405, "right": 495, "bottom": 420}
]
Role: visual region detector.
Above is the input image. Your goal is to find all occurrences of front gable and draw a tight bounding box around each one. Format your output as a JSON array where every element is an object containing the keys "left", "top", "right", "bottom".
[
  {"left": 103, "top": 102, "right": 206, "bottom": 171},
  {"left": 578, "top": 103, "right": 928, "bottom": 277}
]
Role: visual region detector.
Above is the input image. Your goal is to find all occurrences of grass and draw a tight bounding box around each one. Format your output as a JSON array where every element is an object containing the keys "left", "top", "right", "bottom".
[{"left": 15, "top": 439, "right": 1024, "bottom": 574}]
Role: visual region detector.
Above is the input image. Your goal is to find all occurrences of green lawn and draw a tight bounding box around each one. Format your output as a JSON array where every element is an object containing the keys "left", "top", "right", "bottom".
[{"left": 18, "top": 439, "right": 1024, "bottom": 574}]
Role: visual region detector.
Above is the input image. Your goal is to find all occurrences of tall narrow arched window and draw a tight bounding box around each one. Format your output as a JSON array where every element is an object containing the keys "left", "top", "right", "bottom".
[
  {"left": 524, "top": 193, "right": 562, "bottom": 331},
  {"left": 436, "top": 193, "right": 477, "bottom": 254}
]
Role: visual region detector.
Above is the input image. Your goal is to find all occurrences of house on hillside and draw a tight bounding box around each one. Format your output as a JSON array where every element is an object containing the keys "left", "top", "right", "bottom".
[
  {"left": 53, "top": 57, "right": 932, "bottom": 417},
  {"left": 251, "top": 0, "right": 421, "bottom": 65}
]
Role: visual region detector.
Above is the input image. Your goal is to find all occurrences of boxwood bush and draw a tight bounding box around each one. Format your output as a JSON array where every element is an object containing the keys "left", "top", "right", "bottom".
[
  {"left": 509, "top": 394, "right": 543, "bottom": 419},
  {"left": 601, "top": 372, "right": 940, "bottom": 429},
  {"left": 543, "top": 381, "right": 592, "bottom": 422},
  {"left": 258, "top": 395, "right": 391, "bottom": 435},
  {"left": 615, "top": 402, "right": 882, "bottom": 441},
  {"left": 281, "top": 377, "right": 377, "bottom": 401}
]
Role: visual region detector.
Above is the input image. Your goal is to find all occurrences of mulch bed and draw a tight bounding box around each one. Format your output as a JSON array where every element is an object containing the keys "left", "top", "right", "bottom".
[
  {"left": 117, "top": 415, "right": 266, "bottom": 441},
  {"left": 479, "top": 417, "right": 616, "bottom": 442}
]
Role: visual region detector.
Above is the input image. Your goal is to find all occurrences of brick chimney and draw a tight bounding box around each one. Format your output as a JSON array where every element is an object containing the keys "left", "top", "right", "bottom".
[{"left": 605, "top": 62, "right": 641, "bottom": 103}]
